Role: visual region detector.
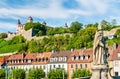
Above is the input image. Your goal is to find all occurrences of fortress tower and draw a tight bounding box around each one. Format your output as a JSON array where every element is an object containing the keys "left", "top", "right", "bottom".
[
  {"left": 27, "top": 16, "right": 33, "bottom": 23},
  {"left": 16, "top": 19, "right": 24, "bottom": 35}
]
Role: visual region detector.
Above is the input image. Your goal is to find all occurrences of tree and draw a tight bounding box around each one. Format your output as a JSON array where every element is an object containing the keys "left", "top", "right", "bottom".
[
  {"left": 27, "top": 68, "right": 45, "bottom": 79},
  {"left": 72, "top": 69, "right": 92, "bottom": 78},
  {"left": 0, "top": 33, "right": 7, "bottom": 39},
  {"left": 47, "top": 69, "right": 67, "bottom": 79},
  {"left": 111, "top": 19, "right": 117, "bottom": 26},
  {"left": 101, "top": 20, "right": 111, "bottom": 30},
  {"left": 0, "top": 69, "right": 5, "bottom": 79},
  {"left": 70, "top": 21, "right": 83, "bottom": 33},
  {"left": 9, "top": 69, "right": 26, "bottom": 79},
  {"left": 115, "top": 29, "right": 120, "bottom": 37}
]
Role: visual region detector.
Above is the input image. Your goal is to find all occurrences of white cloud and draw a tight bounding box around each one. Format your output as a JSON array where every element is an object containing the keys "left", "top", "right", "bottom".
[
  {"left": 76, "top": 0, "right": 108, "bottom": 14},
  {"left": 0, "top": 0, "right": 109, "bottom": 20},
  {"left": 0, "top": 22, "right": 16, "bottom": 31},
  {"left": 0, "top": 0, "right": 120, "bottom": 32}
]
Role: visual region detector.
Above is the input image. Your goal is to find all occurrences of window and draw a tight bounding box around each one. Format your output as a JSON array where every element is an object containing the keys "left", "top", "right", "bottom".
[
  {"left": 80, "top": 56, "right": 83, "bottom": 60},
  {"left": 74, "top": 56, "right": 76, "bottom": 60},
  {"left": 115, "top": 61, "right": 119, "bottom": 67},
  {"left": 76, "top": 56, "right": 78, "bottom": 60},
  {"left": 43, "top": 66, "right": 46, "bottom": 69},
  {"left": 54, "top": 58, "right": 58, "bottom": 62},
  {"left": 39, "top": 58, "right": 41, "bottom": 62},
  {"left": 118, "top": 53, "right": 120, "bottom": 57},
  {"left": 50, "top": 58, "right": 53, "bottom": 62},
  {"left": 76, "top": 64, "right": 78, "bottom": 69},
  {"left": 59, "top": 57, "right": 63, "bottom": 61},
  {"left": 72, "top": 57, "right": 74, "bottom": 60},
  {"left": 54, "top": 65, "right": 55, "bottom": 68},
  {"left": 78, "top": 56, "right": 80, "bottom": 60},
  {"left": 85, "top": 56, "right": 89, "bottom": 60},
  {"left": 71, "top": 64, "right": 73, "bottom": 68},
  {"left": 28, "top": 60, "right": 31, "bottom": 63},
  {"left": 58, "top": 65, "right": 61, "bottom": 68},
  {"left": 62, "top": 65, "right": 64, "bottom": 68},
  {"left": 115, "top": 72, "right": 118, "bottom": 76},
  {"left": 63, "top": 57, "right": 67, "bottom": 61},
  {"left": 85, "top": 64, "right": 87, "bottom": 68},
  {"left": 80, "top": 64, "right": 82, "bottom": 68},
  {"left": 50, "top": 65, "right": 52, "bottom": 70}
]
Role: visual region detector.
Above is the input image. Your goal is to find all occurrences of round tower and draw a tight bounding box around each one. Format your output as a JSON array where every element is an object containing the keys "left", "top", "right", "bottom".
[
  {"left": 16, "top": 19, "right": 21, "bottom": 34},
  {"left": 27, "top": 16, "right": 33, "bottom": 23}
]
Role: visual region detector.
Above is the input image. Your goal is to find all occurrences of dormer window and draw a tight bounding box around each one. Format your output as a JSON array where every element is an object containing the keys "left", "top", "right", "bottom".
[
  {"left": 80, "top": 56, "right": 83, "bottom": 60},
  {"left": 78, "top": 56, "right": 80, "bottom": 60},
  {"left": 72, "top": 56, "right": 74, "bottom": 60},
  {"left": 39, "top": 58, "right": 41, "bottom": 62},
  {"left": 46, "top": 58, "right": 48, "bottom": 61},
  {"left": 74, "top": 56, "right": 76, "bottom": 60},
  {"left": 50, "top": 58, "right": 53, "bottom": 62},
  {"left": 54, "top": 57, "right": 58, "bottom": 62},
  {"left": 63, "top": 57, "right": 67, "bottom": 61},
  {"left": 118, "top": 53, "right": 120, "bottom": 57},
  {"left": 42, "top": 58, "right": 45, "bottom": 61},
  {"left": 28, "top": 59, "right": 31, "bottom": 63},
  {"left": 17, "top": 60, "right": 19, "bottom": 63},
  {"left": 85, "top": 55, "right": 89, "bottom": 60},
  {"left": 59, "top": 57, "right": 63, "bottom": 61},
  {"left": 76, "top": 56, "right": 78, "bottom": 60}
]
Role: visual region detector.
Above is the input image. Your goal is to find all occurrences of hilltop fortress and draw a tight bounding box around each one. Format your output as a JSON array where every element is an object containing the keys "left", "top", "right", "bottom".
[
  {"left": 6, "top": 16, "right": 37, "bottom": 40},
  {"left": 6, "top": 16, "right": 120, "bottom": 41}
]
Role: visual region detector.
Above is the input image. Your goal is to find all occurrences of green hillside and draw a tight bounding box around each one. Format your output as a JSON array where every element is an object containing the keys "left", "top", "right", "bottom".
[{"left": 0, "top": 20, "right": 120, "bottom": 54}]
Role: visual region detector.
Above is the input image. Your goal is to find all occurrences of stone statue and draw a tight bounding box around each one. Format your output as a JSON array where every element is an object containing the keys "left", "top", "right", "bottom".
[
  {"left": 91, "top": 23, "right": 113, "bottom": 79},
  {"left": 93, "top": 24, "right": 108, "bottom": 65}
]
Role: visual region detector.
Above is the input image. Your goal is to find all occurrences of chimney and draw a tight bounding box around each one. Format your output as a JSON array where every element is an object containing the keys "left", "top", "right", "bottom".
[
  {"left": 113, "top": 43, "right": 118, "bottom": 50},
  {"left": 22, "top": 53, "right": 25, "bottom": 59},
  {"left": 52, "top": 50, "right": 55, "bottom": 53},
  {"left": 71, "top": 48, "right": 74, "bottom": 52}
]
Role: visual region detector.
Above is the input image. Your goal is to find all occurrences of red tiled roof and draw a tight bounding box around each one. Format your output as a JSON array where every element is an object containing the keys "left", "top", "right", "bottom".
[
  {"left": 107, "top": 46, "right": 114, "bottom": 61},
  {"left": 48, "top": 50, "right": 72, "bottom": 63},
  {"left": 7, "top": 54, "right": 24, "bottom": 60},
  {"left": 0, "top": 57, "right": 5, "bottom": 64},
  {"left": 112, "top": 45, "right": 120, "bottom": 60},
  {"left": 36, "top": 52, "right": 51, "bottom": 59},
  {"left": 68, "top": 48, "right": 93, "bottom": 63},
  {"left": 24, "top": 53, "right": 37, "bottom": 60}
]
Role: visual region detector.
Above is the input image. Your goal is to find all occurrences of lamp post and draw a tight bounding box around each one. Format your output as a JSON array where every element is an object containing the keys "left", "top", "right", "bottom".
[
  {"left": 63, "top": 68, "right": 64, "bottom": 79},
  {"left": 5, "top": 61, "right": 8, "bottom": 79}
]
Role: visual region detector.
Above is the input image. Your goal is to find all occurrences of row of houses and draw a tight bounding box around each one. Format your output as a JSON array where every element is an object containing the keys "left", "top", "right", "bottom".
[{"left": 0, "top": 44, "right": 120, "bottom": 79}]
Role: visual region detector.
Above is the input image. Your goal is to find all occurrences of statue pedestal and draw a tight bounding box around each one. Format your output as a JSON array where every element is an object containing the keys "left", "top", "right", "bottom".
[{"left": 90, "top": 65, "right": 113, "bottom": 79}]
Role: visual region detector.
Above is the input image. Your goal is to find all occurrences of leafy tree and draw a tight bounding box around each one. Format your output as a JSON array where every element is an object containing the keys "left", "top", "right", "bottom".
[
  {"left": 27, "top": 68, "right": 45, "bottom": 79},
  {"left": 115, "top": 29, "right": 120, "bottom": 37},
  {"left": 101, "top": 20, "right": 111, "bottom": 30},
  {"left": 72, "top": 69, "right": 92, "bottom": 78},
  {"left": 47, "top": 69, "right": 67, "bottom": 79},
  {"left": 111, "top": 19, "right": 117, "bottom": 26},
  {"left": 0, "top": 69, "right": 5, "bottom": 79},
  {"left": 70, "top": 21, "right": 83, "bottom": 33},
  {"left": 0, "top": 33, "right": 7, "bottom": 39},
  {"left": 9, "top": 69, "right": 26, "bottom": 79},
  {"left": 9, "top": 35, "right": 26, "bottom": 44}
]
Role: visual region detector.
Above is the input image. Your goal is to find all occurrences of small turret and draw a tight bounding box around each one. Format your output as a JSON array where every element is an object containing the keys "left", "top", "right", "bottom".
[
  {"left": 65, "top": 23, "right": 68, "bottom": 28},
  {"left": 27, "top": 16, "right": 33, "bottom": 23},
  {"left": 42, "top": 21, "right": 46, "bottom": 25},
  {"left": 17, "top": 19, "right": 21, "bottom": 24}
]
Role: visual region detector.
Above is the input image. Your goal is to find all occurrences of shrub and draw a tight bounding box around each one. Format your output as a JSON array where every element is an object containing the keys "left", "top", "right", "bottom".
[{"left": 72, "top": 69, "right": 92, "bottom": 78}]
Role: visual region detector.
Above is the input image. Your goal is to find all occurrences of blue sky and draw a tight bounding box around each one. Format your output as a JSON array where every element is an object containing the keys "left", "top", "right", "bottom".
[{"left": 0, "top": 0, "right": 120, "bottom": 33}]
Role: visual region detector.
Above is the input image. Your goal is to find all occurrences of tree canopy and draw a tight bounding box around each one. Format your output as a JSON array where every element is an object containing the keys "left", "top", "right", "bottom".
[
  {"left": 47, "top": 69, "right": 67, "bottom": 79},
  {"left": 27, "top": 68, "right": 45, "bottom": 79}
]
